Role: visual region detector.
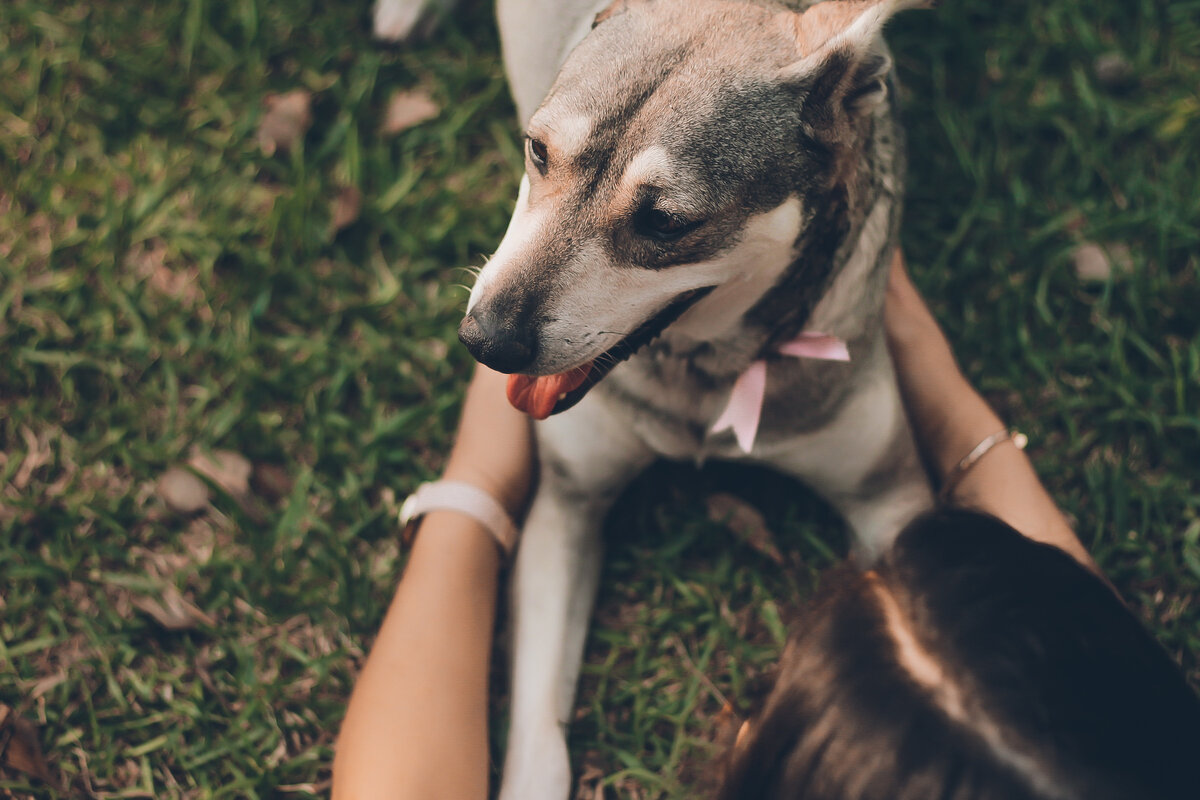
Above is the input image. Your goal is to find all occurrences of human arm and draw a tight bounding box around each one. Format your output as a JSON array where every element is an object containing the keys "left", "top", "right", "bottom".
[
  {"left": 884, "top": 251, "right": 1097, "bottom": 571},
  {"left": 331, "top": 364, "right": 534, "bottom": 800}
]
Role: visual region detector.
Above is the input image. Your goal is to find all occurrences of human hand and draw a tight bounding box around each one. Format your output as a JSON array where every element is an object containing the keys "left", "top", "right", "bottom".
[{"left": 442, "top": 364, "right": 536, "bottom": 521}]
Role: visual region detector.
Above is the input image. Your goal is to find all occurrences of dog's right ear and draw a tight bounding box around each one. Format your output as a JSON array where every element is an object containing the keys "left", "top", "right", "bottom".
[
  {"left": 593, "top": 0, "right": 649, "bottom": 27},
  {"left": 778, "top": 0, "right": 931, "bottom": 113}
]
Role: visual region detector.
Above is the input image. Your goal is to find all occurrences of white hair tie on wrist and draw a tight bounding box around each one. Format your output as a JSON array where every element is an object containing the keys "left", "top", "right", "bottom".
[{"left": 399, "top": 480, "right": 519, "bottom": 559}]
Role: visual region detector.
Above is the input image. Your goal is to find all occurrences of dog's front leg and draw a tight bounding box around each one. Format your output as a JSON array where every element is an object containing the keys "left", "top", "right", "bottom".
[
  {"left": 767, "top": 353, "right": 933, "bottom": 563},
  {"left": 500, "top": 397, "right": 655, "bottom": 800}
]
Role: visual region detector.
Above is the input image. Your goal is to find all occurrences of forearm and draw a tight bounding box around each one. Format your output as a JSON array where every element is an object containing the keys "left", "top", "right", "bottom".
[
  {"left": 333, "top": 513, "right": 500, "bottom": 800},
  {"left": 885, "top": 257, "right": 1096, "bottom": 571},
  {"left": 895, "top": 359, "right": 1093, "bottom": 568}
]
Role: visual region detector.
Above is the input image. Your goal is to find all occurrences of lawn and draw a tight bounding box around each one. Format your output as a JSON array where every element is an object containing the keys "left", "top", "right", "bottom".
[{"left": 1, "top": 0, "right": 1197, "bottom": 797}]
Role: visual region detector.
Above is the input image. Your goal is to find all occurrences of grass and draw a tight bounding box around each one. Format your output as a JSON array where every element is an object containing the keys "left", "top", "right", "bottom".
[{"left": 0, "top": 0, "right": 1197, "bottom": 797}]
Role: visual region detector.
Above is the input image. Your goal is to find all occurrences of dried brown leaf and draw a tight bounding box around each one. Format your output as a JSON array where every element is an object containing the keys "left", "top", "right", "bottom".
[
  {"left": 131, "top": 585, "right": 215, "bottom": 632},
  {"left": 126, "top": 238, "right": 207, "bottom": 311},
  {"left": 30, "top": 672, "right": 67, "bottom": 700},
  {"left": 1094, "top": 52, "right": 1136, "bottom": 91},
  {"left": 0, "top": 705, "right": 55, "bottom": 787},
  {"left": 252, "top": 463, "right": 294, "bottom": 503},
  {"left": 13, "top": 426, "right": 52, "bottom": 490},
  {"left": 157, "top": 466, "right": 209, "bottom": 514},
  {"left": 1073, "top": 242, "right": 1134, "bottom": 283},
  {"left": 257, "top": 89, "right": 313, "bottom": 156},
  {"left": 381, "top": 89, "right": 440, "bottom": 135},
  {"left": 330, "top": 185, "right": 362, "bottom": 232},
  {"left": 277, "top": 779, "right": 333, "bottom": 794},
  {"left": 574, "top": 752, "right": 608, "bottom": 800},
  {"left": 187, "top": 448, "right": 252, "bottom": 499},
  {"left": 706, "top": 492, "right": 785, "bottom": 566}
]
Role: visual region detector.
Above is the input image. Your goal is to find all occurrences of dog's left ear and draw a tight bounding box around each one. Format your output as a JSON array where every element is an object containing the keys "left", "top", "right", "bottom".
[
  {"left": 593, "top": 0, "right": 650, "bottom": 28},
  {"left": 779, "top": 0, "right": 931, "bottom": 115}
]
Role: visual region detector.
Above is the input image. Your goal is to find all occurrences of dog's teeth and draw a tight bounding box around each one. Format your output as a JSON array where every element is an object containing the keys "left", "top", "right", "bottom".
[{"left": 558, "top": 393, "right": 567, "bottom": 400}]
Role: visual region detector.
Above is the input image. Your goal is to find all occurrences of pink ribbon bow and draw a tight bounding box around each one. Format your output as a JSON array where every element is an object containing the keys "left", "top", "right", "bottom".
[{"left": 710, "top": 332, "right": 850, "bottom": 453}]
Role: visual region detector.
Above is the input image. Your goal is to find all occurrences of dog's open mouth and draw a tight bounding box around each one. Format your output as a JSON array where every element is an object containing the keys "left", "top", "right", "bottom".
[{"left": 506, "top": 287, "right": 714, "bottom": 420}]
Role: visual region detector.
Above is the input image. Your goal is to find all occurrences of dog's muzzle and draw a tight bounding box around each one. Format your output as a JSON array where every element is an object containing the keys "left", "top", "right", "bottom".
[
  {"left": 459, "top": 306, "right": 537, "bottom": 374},
  {"left": 471, "top": 287, "right": 714, "bottom": 420}
]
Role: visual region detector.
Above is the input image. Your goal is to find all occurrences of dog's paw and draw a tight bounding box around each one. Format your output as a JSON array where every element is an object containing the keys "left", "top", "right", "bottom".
[
  {"left": 498, "top": 724, "right": 572, "bottom": 800},
  {"left": 372, "top": 0, "right": 452, "bottom": 42}
]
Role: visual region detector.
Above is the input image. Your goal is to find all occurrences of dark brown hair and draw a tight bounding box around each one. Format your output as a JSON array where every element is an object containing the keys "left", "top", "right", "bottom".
[{"left": 718, "top": 509, "right": 1200, "bottom": 800}]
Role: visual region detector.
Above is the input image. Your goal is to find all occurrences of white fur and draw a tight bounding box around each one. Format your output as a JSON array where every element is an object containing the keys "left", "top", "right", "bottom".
[
  {"left": 466, "top": 175, "right": 540, "bottom": 314},
  {"left": 671, "top": 198, "right": 805, "bottom": 339},
  {"left": 533, "top": 112, "right": 595, "bottom": 161},
  {"left": 501, "top": 399, "right": 657, "bottom": 800},
  {"left": 499, "top": 0, "right": 614, "bottom": 124},
  {"left": 764, "top": 353, "right": 928, "bottom": 561},
  {"left": 618, "top": 145, "right": 675, "bottom": 191}
]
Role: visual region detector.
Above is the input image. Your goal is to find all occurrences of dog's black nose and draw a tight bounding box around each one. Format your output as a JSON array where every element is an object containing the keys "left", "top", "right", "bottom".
[{"left": 459, "top": 308, "right": 537, "bottom": 374}]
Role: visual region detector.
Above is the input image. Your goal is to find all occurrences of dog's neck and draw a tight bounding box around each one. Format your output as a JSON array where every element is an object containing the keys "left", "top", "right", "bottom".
[{"left": 649, "top": 106, "right": 901, "bottom": 384}]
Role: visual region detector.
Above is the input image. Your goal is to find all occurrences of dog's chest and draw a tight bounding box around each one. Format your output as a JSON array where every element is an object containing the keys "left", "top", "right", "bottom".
[{"left": 597, "top": 337, "right": 865, "bottom": 461}]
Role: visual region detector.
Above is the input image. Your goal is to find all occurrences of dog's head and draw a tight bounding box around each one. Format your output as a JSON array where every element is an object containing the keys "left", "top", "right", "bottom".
[{"left": 461, "top": 0, "right": 927, "bottom": 418}]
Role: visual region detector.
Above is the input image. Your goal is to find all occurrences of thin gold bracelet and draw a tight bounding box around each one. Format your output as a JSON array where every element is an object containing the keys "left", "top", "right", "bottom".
[{"left": 938, "top": 429, "right": 1028, "bottom": 503}]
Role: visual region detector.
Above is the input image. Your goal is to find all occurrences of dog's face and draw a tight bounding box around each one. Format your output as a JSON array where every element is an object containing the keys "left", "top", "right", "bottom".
[{"left": 461, "top": 0, "right": 924, "bottom": 418}]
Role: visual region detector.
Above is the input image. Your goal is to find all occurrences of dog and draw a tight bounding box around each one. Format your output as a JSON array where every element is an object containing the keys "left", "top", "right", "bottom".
[{"left": 382, "top": 0, "right": 934, "bottom": 797}]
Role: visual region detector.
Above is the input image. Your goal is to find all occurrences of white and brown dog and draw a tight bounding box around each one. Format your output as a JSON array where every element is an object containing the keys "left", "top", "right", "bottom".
[{"left": 381, "top": 1, "right": 934, "bottom": 797}]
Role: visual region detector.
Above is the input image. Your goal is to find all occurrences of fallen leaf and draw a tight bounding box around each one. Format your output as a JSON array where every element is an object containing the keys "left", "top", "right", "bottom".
[
  {"left": 1093, "top": 52, "right": 1136, "bottom": 91},
  {"left": 157, "top": 466, "right": 209, "bottom": 514},
  {"left": 1073, "top": 242, "right": 1133, "bottom": 283},
  {"left": 0, "top": 705, "right": 56, "bottom": 787},
  {"left": 252, "top": 463, "right": 294, "bottom": 503},
  {"left": 132, "top": 584, "right": 216, "bottom": 632},
  {"left": 381, "top": 89, "right": 440, "bottom": 135},
  {"left": 126, "top": 238, "right": 207, "bottom": 311},
  {"left": 30, "top": 672, "right": 67, "bottom": 700},
  {"left": 257, "top": 89, "right": 313, "bottom": 156},
  {"left": 330, "top": 185, "right": 362, "bottom": 232},
  {"left": 14, "top": 426, "right": 52, "bottom": 490},
  {"left": 706, "top": 492, "right": 785, "bottom": 566},
  {"left": 373, "top": 0, "right": 431, "bottom": 42},
  {"left": 574, "top": 752, "right": 608, "bottom": 800},
  {"left": 277, "top": 779, "right": 333, "bottom": 795},
  {"left": 424, "top": 338, "right": 449, "bottom": 361},
  {"left": 187, "top": 448, "right": 252, "bottom": 499}
]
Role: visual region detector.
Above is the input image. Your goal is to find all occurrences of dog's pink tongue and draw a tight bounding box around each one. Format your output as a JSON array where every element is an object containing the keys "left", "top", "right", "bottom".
[{"left": 506, "top": 365, "right": 592, "bottom": 420}]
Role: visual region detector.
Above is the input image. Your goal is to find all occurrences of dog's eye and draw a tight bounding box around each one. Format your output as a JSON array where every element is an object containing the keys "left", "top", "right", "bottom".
[
  {"left": 527, "top": 137, "right": 549, "bottom": 171},
  {"left": 637, "top": 207, "right": 702, "bottom": 242}
]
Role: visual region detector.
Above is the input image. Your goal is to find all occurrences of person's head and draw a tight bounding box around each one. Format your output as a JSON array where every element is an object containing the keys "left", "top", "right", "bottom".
[{"left": 719, "top": 509, "right": 1200, "bottom": 800}]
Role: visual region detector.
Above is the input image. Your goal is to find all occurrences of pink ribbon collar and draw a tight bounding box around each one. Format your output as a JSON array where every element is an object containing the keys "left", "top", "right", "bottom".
[{"left": 710, "top": 332, "right": 850, "bottom": 453}]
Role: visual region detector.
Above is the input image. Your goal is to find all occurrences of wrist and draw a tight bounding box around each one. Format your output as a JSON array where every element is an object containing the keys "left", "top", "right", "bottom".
[
  {"left": 927, "top": 404, "right": 1008, "bottom": 484},
  {"left": 409, "top": 510, "right": 503, "bottom": 568},
  {"left": 400, "top": 479, "right": 521, "bottom": 559},
  {"left": 441, "top": 462, "right": 529, "bottom": 521}
]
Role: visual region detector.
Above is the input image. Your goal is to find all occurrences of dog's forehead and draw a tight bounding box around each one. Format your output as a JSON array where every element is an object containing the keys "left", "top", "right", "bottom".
[{"left": 538, "top": 1, "right": 799, "bottom": 133}]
